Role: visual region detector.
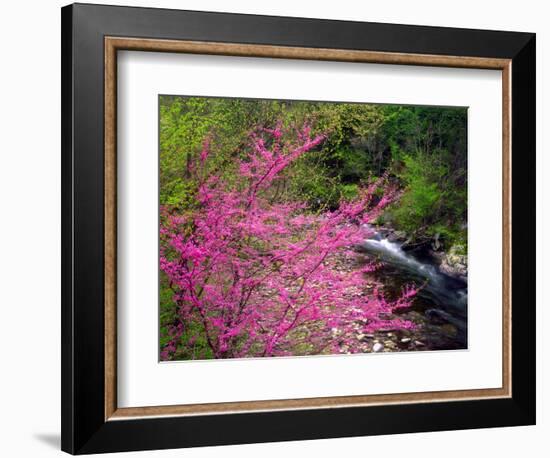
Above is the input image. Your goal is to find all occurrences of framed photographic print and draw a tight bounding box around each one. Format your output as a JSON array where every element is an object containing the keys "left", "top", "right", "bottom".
[{"left": 61, "top": 3, "right": 536, "bottom": 454}]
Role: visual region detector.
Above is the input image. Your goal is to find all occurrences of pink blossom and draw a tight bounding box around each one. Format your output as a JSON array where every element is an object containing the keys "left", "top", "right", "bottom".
[{"left": 160, "top": 123, "right": 416, "bottom": 360}]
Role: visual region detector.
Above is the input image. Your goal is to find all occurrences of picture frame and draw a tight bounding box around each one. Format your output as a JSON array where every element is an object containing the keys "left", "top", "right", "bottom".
[{"left": 61, "top": 3, "right": 536, "bottom": 454}]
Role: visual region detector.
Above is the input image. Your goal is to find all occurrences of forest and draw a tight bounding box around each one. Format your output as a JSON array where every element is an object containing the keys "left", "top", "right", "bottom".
[{"left": 159, "top": 96, "right": 468, "bottom": 361}]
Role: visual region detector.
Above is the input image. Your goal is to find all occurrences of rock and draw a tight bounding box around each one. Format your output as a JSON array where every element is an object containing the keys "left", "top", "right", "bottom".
[
  {"left": 373, "top": 342, "right": 384, "bottom": 352},
  {"left": 440, "top": 244, "right": 468, "bottom": 279},
  {"left": 440, "top": 324, "right": 458, "bottom": 337},
  {"left": 407, "top": 311, "right": 425, "bottom": 324},
  {"left": 394, "top": 230, "right": 407, "bottom": 240},
  {"left": 396, "top": 328, "right": 413, "bottom": 338},
  {"left": 425, "top": 308, "right": 451, "bottom": 325},
  {"left": 400, "top": 337, "right": 411, "bottom": 343},
  {"left": 387, "top": 230, "right": 407, "bottom": 242},
  {"left": 432, "top": 232, "right": 442, "bottom": 251}
]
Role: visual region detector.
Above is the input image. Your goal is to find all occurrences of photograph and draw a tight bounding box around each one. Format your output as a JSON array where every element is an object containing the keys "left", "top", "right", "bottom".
[{"left": 158, "top": 96, "right": 469, "bottom": 361}]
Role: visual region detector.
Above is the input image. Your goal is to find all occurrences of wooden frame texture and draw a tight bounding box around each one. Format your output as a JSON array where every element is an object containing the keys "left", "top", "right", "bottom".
[
  {"left": 104, "top": 37, "right": 512, "bottom": 420},
  {"left": 62, "top": 3, "right": 535, "bottom": 454}
]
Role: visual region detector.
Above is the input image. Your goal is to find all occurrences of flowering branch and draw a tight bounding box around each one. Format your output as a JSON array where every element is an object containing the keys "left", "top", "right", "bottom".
[{"left": 160, "top": 123, "right": 416, "bottom": 359}]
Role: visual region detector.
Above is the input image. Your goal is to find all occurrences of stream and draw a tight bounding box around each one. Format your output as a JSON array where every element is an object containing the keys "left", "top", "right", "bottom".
[{"left": 359, "top": 226, "right": 468, "bottom": 350}]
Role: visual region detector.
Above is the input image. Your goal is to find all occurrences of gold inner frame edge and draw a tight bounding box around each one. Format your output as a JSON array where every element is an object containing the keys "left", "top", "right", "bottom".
[{"left": 104, "top": 37, "right": 512, "bottom": 421}]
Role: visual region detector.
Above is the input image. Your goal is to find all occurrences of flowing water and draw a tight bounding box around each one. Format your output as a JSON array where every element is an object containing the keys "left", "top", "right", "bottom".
[{"left": 360, "top": 226, "right": 468, "bottom": 350}]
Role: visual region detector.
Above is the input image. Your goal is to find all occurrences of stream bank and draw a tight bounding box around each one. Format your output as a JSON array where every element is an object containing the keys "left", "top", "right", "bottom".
[
  {"left": 350, "top": 224, "right": 468, "bottom": 352},
  {"left": 379, "top": 225, "right": 468, "bottom": 281}
]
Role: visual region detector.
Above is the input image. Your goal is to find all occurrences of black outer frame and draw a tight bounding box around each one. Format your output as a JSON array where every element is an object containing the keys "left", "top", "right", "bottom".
[{"left": 61, "top": 3, "right": 536, "bottom": 454}]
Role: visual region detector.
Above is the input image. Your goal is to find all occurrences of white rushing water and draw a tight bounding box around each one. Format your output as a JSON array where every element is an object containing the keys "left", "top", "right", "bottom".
[
  {"left": 361, "top": 225, "right": 467, "bottom": 316},
  {"left": 363, "top": 236, "right": 442, "bottom": 283}
]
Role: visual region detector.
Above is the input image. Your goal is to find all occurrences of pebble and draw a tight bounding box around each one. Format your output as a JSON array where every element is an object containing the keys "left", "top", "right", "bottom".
[
  {"left": 400, "top": 337, "right": 411, "bottom": 343},
  {"left": 373, "top": 342, "right": 384, "bottom": 352},
  {"left": 440, "top": 324, "right": 458, "bottom": 337}
]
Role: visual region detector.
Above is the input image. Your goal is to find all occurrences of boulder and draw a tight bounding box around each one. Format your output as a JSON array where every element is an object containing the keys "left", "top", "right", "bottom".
[{"left": 439, "top": 244, "right": 467, "bottom": 280}]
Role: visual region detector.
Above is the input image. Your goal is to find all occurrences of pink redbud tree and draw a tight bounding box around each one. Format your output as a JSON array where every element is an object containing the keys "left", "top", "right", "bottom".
[{"left": 160, "top": 123, "right": 416, "bottom": 360}]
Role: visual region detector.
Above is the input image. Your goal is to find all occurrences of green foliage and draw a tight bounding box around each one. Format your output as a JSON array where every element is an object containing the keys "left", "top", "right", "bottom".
[
  {"left": 378, "top": 106, "right": 467, "bottom": 248},
  {"left": 159, "top": 278, "right": 215, "bottom": 360},
  {"left": 159, "top": 97, "right": 387, "bottom": 211},
  {"left": 158, "top": 95, "right": 467, "bottom": 243},
  {"left": 386, "top": 147, "right": 467, "bottom": 247},
  {"left": 158, "top": 96, "right": 468, "bottom": 345},
  {"left": 392, "top": 153, "right": 446, "bottom": 227}
]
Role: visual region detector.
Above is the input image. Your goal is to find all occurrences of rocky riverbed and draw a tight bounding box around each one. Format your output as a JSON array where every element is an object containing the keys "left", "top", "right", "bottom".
[
  {"left": 337, "top": 308, "right": 464, "bottom": 354},
  {"left": 328, "top": 229, "right": 468, "bottom": 354}
]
